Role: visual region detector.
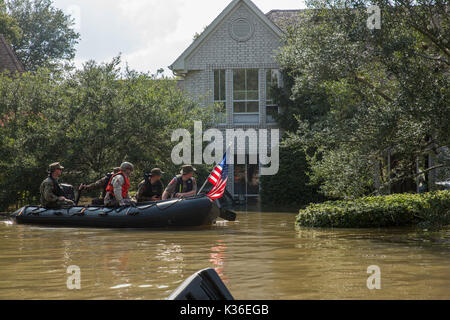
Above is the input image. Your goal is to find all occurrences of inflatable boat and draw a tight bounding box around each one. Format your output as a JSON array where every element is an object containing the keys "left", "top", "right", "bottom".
[{"left": 11, "top": 196, "right": 221, "bottom": 228}]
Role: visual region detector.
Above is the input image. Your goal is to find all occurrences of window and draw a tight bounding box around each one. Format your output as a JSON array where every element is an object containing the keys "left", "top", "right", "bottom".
[
  {"left": 214, "top": 69, "right": 226, "bottom": 123},
  {"left": 233, "top": 69, "right": 259, "bottom": 113},
  {"left": 266, "top": 69, "right": 279, "bottom": 122},
  {"left": 214, "top": 69, "right": 226, "bottom": 102}
]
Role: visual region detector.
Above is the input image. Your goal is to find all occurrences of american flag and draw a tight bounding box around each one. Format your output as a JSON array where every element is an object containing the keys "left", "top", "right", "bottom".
[{"left": 206, "top": 154, "right": 228, "bottom": 200}]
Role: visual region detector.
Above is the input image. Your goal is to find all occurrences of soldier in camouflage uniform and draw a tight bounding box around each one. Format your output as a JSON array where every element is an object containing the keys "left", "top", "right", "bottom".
[
  {"left": 40, "top": 162, "right": 75, "bottom": 208},
  {"left": 104, "top": 162, "right": 134, "bottom": 207},
  {"left": 79, "top": 167, "right": 120, "bottom": 205},
  {"left": 136, "top": 168, "right": 165, "bottom": 203},
  {"left": 162, "top": 165, "right": 197, "bottom": 200}
]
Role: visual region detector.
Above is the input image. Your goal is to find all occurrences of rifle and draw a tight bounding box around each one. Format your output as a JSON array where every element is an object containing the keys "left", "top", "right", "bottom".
[{"left": 75, "top": 185, "right": 83, "bottom": 205}]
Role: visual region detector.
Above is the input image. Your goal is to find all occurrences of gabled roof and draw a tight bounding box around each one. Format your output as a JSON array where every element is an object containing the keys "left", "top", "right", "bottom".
[
  {"left": 0, "top": 34, "right": 24, "bottom": 73},
  {"left": 169, "top": 0, "right": 284, "bottom": 73}
]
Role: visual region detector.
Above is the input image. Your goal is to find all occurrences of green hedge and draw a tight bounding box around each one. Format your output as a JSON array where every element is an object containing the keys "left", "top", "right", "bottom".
[{"left": 296, "top": 191, "right": 450, "bottom": 229}]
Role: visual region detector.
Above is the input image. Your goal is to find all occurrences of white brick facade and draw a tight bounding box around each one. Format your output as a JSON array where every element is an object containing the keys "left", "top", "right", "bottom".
[{"left": 170, "top": 0, "right": 284, "bottom": 198}]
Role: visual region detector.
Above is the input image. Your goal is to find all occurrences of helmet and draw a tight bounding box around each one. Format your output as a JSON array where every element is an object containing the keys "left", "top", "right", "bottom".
[{"left": 120, "top": 162, "right": 134, "bottom": 171}]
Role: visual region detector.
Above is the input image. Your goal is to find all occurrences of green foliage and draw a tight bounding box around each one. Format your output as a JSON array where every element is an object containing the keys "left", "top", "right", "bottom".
[
  {"left": 260, "top": 144, "right": 326, "bottom": 207},
  {"left": 6, "top": 0, "right": 80, "bottom": 71},
  {"left": 270, "top": 70, "right": 331, "bottom": 132},
  {"left": 0, "top": 0, "right": 21, "bottom": 43},
  {"left": 278, "top": 1, "right": 450, "bottom": 199},
  {"left": 0, "top": 57, "right": 215, "bottom": 210},
  {"left": 297, "top": 191, "right": 450, "bottom": 229}
]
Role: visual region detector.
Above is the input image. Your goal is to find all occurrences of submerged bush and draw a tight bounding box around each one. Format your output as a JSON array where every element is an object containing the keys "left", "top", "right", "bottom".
[{"left": 296, "top": 191, "right": 450, "bottom": 229}]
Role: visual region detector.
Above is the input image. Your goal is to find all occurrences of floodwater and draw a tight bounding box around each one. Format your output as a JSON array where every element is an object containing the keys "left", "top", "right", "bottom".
[{"left": 0, "top": 207, "right": 449, "bottom": 300}]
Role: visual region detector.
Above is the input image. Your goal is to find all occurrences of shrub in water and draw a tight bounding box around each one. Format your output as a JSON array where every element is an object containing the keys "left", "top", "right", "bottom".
[{"left": 296, "top": 191, "right": 450, "bottom": 229}]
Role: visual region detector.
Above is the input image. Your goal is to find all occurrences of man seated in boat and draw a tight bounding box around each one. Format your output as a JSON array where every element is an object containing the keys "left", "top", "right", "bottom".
[
  {"left": 79, "top": 167, "right": 120, "bottom": 205},
  {"left": 162, "top": 165, "right": 197, "bottom": 200},
  {"left": 136, "top": 168, "right": 165, "bottom": 203},
  {"left": 104, "top": 162, "right": 135, "bottom": 207},
  {"left": 40, "top": 162, "right": 75, "bottom": 208}
]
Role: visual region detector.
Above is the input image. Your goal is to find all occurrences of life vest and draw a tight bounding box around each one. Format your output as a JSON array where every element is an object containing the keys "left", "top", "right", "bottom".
[
  {"left": 175, "top": 175, "right": 194, "bottom": 193},
  {"left": 105, "top": 172, "right": 130, "bottom": 199}
]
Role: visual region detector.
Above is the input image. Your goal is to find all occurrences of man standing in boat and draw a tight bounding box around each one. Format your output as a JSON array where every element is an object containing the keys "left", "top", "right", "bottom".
[
  {"left": 162, "top": 165, "right": 197, "bottom": 200},
  {"left": 79, "top": 167, "right": 121, "bottom": 205},
  {"left": 136, "top": 168, "right": 165, "bottom": 203},
  {"left": 40, "top": 162, "right": 75, "bottom": 208},
  {"left": 104, "top": 162, "right": 134, "bottom": 207}
]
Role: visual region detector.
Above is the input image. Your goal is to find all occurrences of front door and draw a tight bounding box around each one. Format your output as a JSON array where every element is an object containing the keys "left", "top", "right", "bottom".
[{"left": 233, "top": 155, "right": 259, "bottom": 198}]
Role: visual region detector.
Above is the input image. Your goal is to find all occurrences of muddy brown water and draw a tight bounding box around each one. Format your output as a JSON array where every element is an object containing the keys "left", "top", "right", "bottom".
[{"left": 0, "top": 207, "right": 449, "bottom": 300}]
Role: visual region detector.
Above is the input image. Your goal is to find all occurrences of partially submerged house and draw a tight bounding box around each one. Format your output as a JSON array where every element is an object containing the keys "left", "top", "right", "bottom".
[{"left": 170, "top": 0, "right": 301, "bottom": 199}]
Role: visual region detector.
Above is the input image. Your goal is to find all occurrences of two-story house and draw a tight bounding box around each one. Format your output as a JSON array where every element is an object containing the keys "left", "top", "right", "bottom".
[{"left": 169, "top": 0, "right": 300, "bottom": 200}]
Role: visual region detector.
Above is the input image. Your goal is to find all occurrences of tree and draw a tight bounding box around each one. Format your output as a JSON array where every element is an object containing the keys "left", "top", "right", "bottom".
[
  {"left": 6, "top": 0, "right": 80, "bottom": 71},
  {"left": 278, "top": 1, "right": 449, "bottom": 198},
  {"left": 260, "top": 144, "right": 326, "bottom": 207},
  {"left": 0, "top": 57, "right": 216, "bottom": 210},
  {"left": 0, "top": 0, "right": 21, "bottom": 43}
]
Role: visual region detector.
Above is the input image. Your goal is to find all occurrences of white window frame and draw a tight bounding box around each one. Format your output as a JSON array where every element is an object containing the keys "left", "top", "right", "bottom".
[{"left": 232, "top": 69, "right": 259, "bottom": 115}]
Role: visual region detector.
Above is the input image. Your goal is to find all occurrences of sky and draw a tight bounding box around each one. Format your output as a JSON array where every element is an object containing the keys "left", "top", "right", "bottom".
[{"left": 52, "top": 0, "right": 306, "bottom": 77}]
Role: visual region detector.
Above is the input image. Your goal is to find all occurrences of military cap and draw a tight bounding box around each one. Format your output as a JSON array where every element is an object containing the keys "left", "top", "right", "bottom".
[
  {"left": 48, "top": 162, "right": 64, "bottom": 172},
  {"left": 180, "top": 165, "right": 196, "bottom": 175},
  {"left": 150, "top": 168, "right": 164, "bottom": 176}
]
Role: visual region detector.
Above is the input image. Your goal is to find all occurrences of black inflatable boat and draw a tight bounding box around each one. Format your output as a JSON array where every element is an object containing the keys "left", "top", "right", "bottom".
[{"left": 11, "top": 196, "right": 220, "bottom": 228}]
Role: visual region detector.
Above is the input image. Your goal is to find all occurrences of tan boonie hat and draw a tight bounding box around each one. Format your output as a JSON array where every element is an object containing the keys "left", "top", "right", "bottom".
[
  {"left": 48, "top": 162, "right": 64, "bottom": 172},
  {"left": 150, "top": 168, "right": 164, "bottom": 176},
  {"left": 180, "top": 165, "right": 196, "bottom": 175}
]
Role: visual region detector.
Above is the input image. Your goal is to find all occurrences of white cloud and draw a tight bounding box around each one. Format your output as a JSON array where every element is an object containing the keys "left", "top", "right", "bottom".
[{"left": 53, "top": 0, "right": 307, "bottom": 77}]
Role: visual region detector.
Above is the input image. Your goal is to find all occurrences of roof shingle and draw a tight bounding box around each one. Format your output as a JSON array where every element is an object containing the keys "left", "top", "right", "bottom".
[{"left": 0, "top": 34, "right": 24, "bottom": 73}]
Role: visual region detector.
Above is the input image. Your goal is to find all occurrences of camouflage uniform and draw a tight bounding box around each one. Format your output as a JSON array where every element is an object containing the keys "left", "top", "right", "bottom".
[
  {"left": 104, "top": 174, "right": 132, "bottom": 207},
  {"left": 136, "top": 179, "right": 164, "bottom": 202},
  {"left": 136, "top": 168, "right": 165, "bottom": 203},
  {"left": 83, "top": 175, "right": 109, "bottom": 205},
  {"left": 81, "top": 167, "right": 120, "bottom": 205},
  {"left": 164, "top": 175, "right": 197, "bottom": 198},
  {"left": 40, "top": 176, "right": 75, "bottom": 208},
  {"left": 84, "top": 176, "right": 110, "bottom": 192}
]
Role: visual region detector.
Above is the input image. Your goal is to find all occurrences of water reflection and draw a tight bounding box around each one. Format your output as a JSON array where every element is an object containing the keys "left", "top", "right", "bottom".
[
  {"left": 209, "top": 240, "right": 227, "bottom": 282},
  {"left": 0, "top": 212, "right": 449, "bottom": 300}
]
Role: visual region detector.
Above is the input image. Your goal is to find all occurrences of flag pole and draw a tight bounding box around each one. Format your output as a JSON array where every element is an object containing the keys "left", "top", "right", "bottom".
[
  {"left": 197, "top": 175, "right": 210, "bottom": 195},
  {"left": 197, "top": 143, "right": 233, "bottom": 195}
]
